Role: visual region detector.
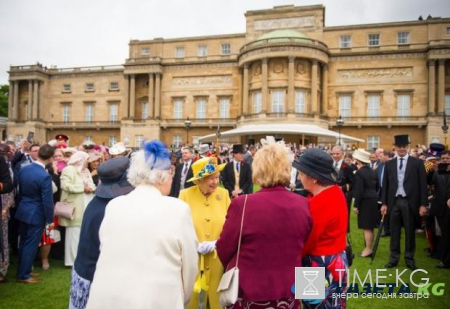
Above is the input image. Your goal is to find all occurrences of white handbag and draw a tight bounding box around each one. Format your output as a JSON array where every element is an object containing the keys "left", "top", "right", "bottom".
[{"left": 217, "top": 194, "right": 248, "bottom": 307}]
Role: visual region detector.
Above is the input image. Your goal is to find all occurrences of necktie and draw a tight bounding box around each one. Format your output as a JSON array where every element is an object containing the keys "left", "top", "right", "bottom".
[
  {"left": 26, "top": 154, "right": 32, "bottom": 163},
  {"left": 334, "top": 162, "right": 338, "bottom": 169},
  {"left": 236, "top": 162, "right": 240, "bottom": 173},
  {"left": 182, "top": 163, "right": 188, "bottom": 175},
  {"left": 399, "top": 158, "right": 404, "bottom": 170}
]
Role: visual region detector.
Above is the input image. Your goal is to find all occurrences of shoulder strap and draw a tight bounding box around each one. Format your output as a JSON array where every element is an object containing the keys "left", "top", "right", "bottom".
[{"left": 235, "top": 194, "right": 248, "bottom": 268}]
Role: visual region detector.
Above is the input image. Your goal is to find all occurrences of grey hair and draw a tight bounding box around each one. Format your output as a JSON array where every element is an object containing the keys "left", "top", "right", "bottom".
[{"left": 127, "top": 149, "right": 172, "bottom": 187}]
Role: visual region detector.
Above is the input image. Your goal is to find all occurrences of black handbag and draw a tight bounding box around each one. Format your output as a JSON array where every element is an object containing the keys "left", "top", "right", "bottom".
[{"left": 346, "top": 233, "right": 355, "bottom": 267}]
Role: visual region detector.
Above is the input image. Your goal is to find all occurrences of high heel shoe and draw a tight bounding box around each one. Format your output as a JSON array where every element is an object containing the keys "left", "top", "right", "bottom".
[{"left": 360, "top": 252, "right": 373, "bottom": 258}]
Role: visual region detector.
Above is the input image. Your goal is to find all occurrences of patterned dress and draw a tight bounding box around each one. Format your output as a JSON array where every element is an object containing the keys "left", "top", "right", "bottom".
[{"left": 0, "top": 192, "right": 14, "bottom": 277}]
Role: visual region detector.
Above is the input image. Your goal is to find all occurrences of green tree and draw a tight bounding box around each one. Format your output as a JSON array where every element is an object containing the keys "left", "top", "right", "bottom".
[{"left": 0, "top": 84, "right": 9, "bottom": 117}]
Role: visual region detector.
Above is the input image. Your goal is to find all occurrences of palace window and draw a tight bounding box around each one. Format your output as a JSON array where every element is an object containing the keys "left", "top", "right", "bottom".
[
  {"left": 196, "top": 98, "right": 207, "bottom": 119},
  {"left": 173, "top": 99, "right": 183, "bottom": 119},
  {"left": 367, "top": 136, "right": 380, "bottom": 150},
  {"left": 110, "top": 82, "right": 119, "bottom": 91},
  {"left": 141, "top": 47, "right": 150, "bottom": 55},
  {"left": 63, "top": 84, "right": 71, "bottom": 92},
  {"left": 295, "top": 91, "right": 306, "bottom": 113},
  {"left": 135, "top": 135, "right": 144, "bottom": 148},
  {"left": 84, "top": 136, "right": 93, "bottom": 142},
  {"left": 85, "top": 83, "right": 95, "bottom": 92},
  {"left": 367, "top": 94, "right": 380, "bottom": 117},
  {"left": 85, "top": 104, "right": 94, "bottom": 122},
  {"left": 339, "top": 95, "right": 352, "bottom": 118},
  {"left": 62, "top": 105, "right": 70, "bottom": 123},
  {"left": 253, "top": 92, "right": 262, "bottom": 113},
  {"left": 16, "top": 134, "right": 23, "bottom": 144},
  {"left": 272, "top": 90, "right": 285, "bottom": 113},
  {"left": 397, "top": 94, "right": 410, "bottom": 117},
  {"left": 175, "top": 46, "right": 185, "bottom": 58},
  {"left": 445, "top": 95, "right": 450, "bottom": 115},
  {"left": 219, "top": 98, "right": 230, "bottom": 119},
  {"left": 221, "top": 43, "right": 231, "bottom": 55},
  {"left": 109, "top": 136, "right": 117, "bottom": 147},
  {"left": 142, "top": 101, "right": 149, "bottom": 119},
  {"left": 340, "top": 35, "right": 352, "bottom": 48},
  {"left": 397, "top": 32, "right": 410, "bottom": 45},
  {"left": 109, "top": 103, "right": 118, "bottom": 122},
  {"left": 198, "top": 45, "right": 208, "bottom": 57},
  {"left": 368, "top": 34, "right": 380, "bottom": 46},
  {"left": 173, "top": 135, "right": 182, "bottom": 147}
]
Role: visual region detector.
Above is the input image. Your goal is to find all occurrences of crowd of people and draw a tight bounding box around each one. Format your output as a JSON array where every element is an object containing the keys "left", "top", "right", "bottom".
[{"left": 0, "top": 133, "right": 449, "bottom": 309}]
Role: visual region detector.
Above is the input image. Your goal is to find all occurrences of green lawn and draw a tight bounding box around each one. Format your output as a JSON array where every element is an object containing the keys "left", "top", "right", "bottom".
[{"left": 1, "top": 204, "right": 449, "bottom": 308}]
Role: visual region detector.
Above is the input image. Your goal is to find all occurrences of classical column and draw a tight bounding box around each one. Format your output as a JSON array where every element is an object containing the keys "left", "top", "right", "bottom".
[
  {"left": 322, "top": 64, "right": 328, "bottom": 115},
  {"left": 13, "top": 81, "right": 19, "bottom": 119},
  {"left": 122, "top": 75, "right": 130, "bottom": 119},
  {"left": 438, "top": 59, "right": 445, "bottom": 113},
  {"left": 129, "top": 74, "right": 136, "bottom": 119},
  {"left": 242, "top": 63, "right": 249, "bottom": 115},
  {"left": 148, "top": 73, "right": 154, "bottom": 118},
  {"left": 288, "top": 56, "right": 295, "bottom": 113},
  {"left": 154, "top": 73, "right": 161, "bottom": 119},
  {"left": 311, "top": 60, "right": 318, "bottom": 114},
  {"left": 8, "top": 81, "right": 13, "bottom": 118},
  {"left": 28, "top": 80, "right": 33, "bottom": 120},
  {"left": 427, "top": 59, "right": 436, "bottom": 114},
  {"left": 32, "top": 80, "right": 39, "bottom": 119},
  {"left": 261, "top": 58, "right": 268, "bottom": 113}
]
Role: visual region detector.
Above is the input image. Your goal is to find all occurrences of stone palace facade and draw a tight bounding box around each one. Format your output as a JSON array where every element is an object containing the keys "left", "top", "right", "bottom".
[{"left": 6, "top": 4, "right": 450, "bottom": 149}]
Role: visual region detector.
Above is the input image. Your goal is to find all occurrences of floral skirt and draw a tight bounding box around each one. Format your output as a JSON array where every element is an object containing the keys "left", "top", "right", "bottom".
[
  {"left": 69, "top": 268, "right": 92, "bottom": 309},
  {"left": 227, "top": 296, "right": 299, "bottom": 309},
  {"left": 302, "top": 251, "right": 348, "bottom": 309}
]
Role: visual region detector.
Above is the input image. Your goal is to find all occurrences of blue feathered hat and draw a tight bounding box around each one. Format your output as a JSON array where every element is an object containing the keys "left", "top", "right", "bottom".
[{"left": 143, "top": 140, "right": 172, "bottom": 171}]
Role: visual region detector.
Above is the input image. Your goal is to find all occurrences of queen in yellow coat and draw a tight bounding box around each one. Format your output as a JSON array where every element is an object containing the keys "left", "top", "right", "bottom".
[{"left": 179, "top": 157, "right": 231, "bottom": 309}]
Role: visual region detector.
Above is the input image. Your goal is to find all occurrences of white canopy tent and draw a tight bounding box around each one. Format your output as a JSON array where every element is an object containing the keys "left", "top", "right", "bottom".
[{"left": 198, "top": 123, "right": 364, "bottom": 143}]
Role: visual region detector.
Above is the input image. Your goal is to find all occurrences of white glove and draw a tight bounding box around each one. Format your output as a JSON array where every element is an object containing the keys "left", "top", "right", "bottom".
[{"left": 197, "top": 241, "right": 217, "bottom": 255}]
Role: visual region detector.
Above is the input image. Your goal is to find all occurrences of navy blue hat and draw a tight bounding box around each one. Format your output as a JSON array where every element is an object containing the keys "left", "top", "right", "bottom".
[
  {"left": 292, "top": 148, "right": 337, "bottom": 185},
  {"left": 426, "top": 143, "right": 445, "bottom": 157},
  {"left": 95, "top": 157, "right": 134, "bottom": 199}
]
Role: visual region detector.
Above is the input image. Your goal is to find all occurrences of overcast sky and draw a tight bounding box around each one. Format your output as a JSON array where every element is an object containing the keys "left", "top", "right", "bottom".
[{"left": 0, "top": 0, "right": 448, "bottom": 85}]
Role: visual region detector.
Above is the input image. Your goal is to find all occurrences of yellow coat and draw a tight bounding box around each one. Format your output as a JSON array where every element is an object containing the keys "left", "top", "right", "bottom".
[{"left": 179, "top": 185, "right": 230, "bottom": 309}]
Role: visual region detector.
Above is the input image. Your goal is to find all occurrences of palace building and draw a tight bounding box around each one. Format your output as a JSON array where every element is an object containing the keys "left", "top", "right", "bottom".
[{"left": 6, "top": 4, "right": 450, "bottom": 149}]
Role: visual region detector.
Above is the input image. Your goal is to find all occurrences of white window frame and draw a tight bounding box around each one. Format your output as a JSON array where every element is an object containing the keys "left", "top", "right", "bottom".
[
  {"left": 16, "top": 134, "right": 23, "bottom": 144},
  {"left": 85, "top": 104, "right": 94, "bottom": 122},
  {"left": 85, "top": 83, "right": 95, "bottom": 92},
  {"left": 196, "top": 98, "right": 207, "bottom": 119},
  {"left": 110, "top": 82, "right": 119, "bottom": 90},
  {"left": 295, "top": 91, "right": 306, "bottom": 113},
  {"left": 63, "top": 84, "right": 71, "bottom": 92},
  {"left": 253, "top": 92, "right": 262, "bottom": 113},
  {"left": 272, "top": 90, "right": 285, "bottom": 113},
  {"left": 141, "top": 47, "right": 150, "bottom": 55},
  {"left": 367, "top": 136, "right": 380, "bottom": 150},
  {"left": 340, "top": 35, "right": 352, "bottom": 48},
  {"left": 445, "top": 94, "right": 450, "bottom": 115},
  {"left": 368, "top": 34, "right": 380, "bottom": 46},
  {"left": 175, "top": 46, "right": 185, "bottom": 58},
  {"left": 397, "top": 94, "right": 410, "bottom": 117},
  {"left": 142, "top": 101, "right": 149, "bottom": 119},
  {"left": 135, "top": 135, "right": 144, "bottom": 148},
  {"left": 219, "top": 98, "right": 230, "bottom": 119},
  {"left": 62, "top": 105, "right": 70, "bottom": 123},
  {"left": 109, "top": 103, "right": 118, "bottom": 122},
  {"left": 397, "top": 32, "right": 410, "bottom": 45},
  {"left": 221, "top": 43, "right": 231, "bottom": 55},
  {"left": 109, "top": 136, "right": 117, "bottom": 147},
  {"left": 367, "top": 94, "right": 380, "bottom": 118},
  {"left": 198, "top": 45, "right": 208, "bottom": 57},
  {"left": 173, "top": 135, "right": 182, "bottom": 148},
  {"left": 84, "top": 135, "right": 93, "bottom": 142},
  {"left": 339, "top": 95, "right": 352, "bottom": 118},
  {"left": 173, "top": 99, "right": 183, "bottom": 119}
]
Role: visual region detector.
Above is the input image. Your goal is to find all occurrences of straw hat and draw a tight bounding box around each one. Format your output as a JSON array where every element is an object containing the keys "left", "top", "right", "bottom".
[
  {"left": 352, "top": 149, "right": 371, "bottom": 164},
  {"left": 187, "top": 157, "right": 226, "bottom": 182}
]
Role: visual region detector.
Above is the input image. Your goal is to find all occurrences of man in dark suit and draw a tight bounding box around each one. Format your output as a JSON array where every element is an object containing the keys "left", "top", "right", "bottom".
[
  {"left": 377, "top": 150, "right": 394, "bottom": 236},
  {"left": 169, "top": 147, "right": 194, "bottom": 197},
  {"left": 430, "top": 150, "right": 450, "bottom": 268},
  {"left": 243, "top": 145, "right": 256, "bottom": 167},
  {"left": 381, "top": 135, "right": 428, "bottom": 270},
  {"left": 15, "top": 144, "right": 55, "bottom": 283},
  {"left": 221, "top": 144, "right": 253, "bottom": 198}
]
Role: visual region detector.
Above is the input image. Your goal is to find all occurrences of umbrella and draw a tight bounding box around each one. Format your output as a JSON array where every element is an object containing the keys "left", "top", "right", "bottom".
[
  {"left": 193, "top": 254, "right": 209, "bottom": 309},
  {"left": 371, "top": 214, "right": 385, "bottom": 264}
]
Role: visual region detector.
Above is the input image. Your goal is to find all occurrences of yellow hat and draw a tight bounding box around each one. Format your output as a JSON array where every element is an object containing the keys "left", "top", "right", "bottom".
[{"left": 187, "top": 157, "right": 226, "bottom": 182}]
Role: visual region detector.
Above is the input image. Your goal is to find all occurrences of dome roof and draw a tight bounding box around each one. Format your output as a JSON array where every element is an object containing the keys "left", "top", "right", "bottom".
[{"left": 258, "top": 29, "right": 310, "bottom": 41}]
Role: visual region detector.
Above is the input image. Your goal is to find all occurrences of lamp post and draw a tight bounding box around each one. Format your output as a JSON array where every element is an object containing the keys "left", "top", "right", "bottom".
[
  {"left": 442, "top": 111, "right": 448, "bottom": 149},
  {"left": 336, "top": 115, "right": 344, "bottom": 146},
  {"left": 184, "top": 117, "right": 191, "bottom": 146}
]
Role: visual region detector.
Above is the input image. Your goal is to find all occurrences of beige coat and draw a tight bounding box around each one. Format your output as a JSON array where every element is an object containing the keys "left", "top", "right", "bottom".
[
  {"left": 87, "top": 185, "right": 199, "bottom": 309},
  {"left": 58, "top": 165, "right": 86, "bottom": 227}
]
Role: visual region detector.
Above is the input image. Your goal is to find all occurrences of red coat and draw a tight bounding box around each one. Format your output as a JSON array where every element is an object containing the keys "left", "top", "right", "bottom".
[{"left": 216, "top": 186, "right": 312, "bottom": 301}]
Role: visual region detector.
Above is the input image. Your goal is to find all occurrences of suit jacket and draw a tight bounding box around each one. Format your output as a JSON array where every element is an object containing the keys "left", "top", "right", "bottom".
[
  {"left": 243, "top": 151, "right": 253, "bottom": 167},
  {"left": 15, "top": 163, "right": 54, "bottom": 225},
  {"left": 376, "top": 162, "right": 385, "bottom": 197},
  {"left": 169, "top": 161, "right": 194, "bottom": 198},
  {"left": 381, "top": 156, "right": 427, "bottom": 227},
  {"left": 430, "top": 170, "right": 450, "bottom": 218},
  {"left": 221, "top": 161, "right": 253, "bottom": 197}
]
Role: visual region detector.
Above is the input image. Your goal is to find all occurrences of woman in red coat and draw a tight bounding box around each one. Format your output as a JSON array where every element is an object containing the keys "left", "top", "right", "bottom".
[
  {"left": 293, "top": 148, "right": 349, "bottom": 309},
  {"left": 217, "top": 142, "right": 312, "bottom": 308}
]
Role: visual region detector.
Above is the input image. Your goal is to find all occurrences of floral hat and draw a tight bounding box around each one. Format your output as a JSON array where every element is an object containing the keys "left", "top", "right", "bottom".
[{"left": 187, "top": 157, "right": 226, "bottom": 182}]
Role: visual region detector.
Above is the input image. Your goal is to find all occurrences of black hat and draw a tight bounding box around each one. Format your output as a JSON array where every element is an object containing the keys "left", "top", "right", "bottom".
[
  {"left": 232, "top": 144, "right": 245, "bottom": 154},
  {"left": 292, "top": 148, "right": 337, "bottom": 185},
  {"left": 95, "top": 157, "right": 134, "bottom": 199},
  {"left": 393, "top": 135, "right": 410, "bottom": 146},
  {"left": 55, "top": 134, "right": 69, "bottom": 142}
]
